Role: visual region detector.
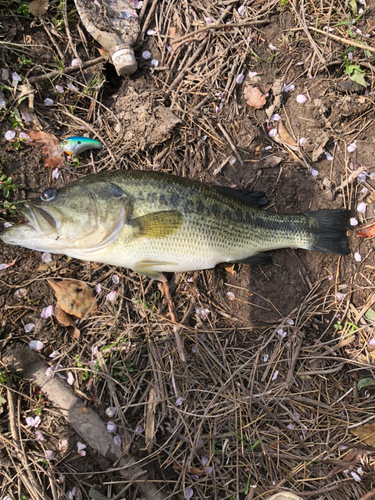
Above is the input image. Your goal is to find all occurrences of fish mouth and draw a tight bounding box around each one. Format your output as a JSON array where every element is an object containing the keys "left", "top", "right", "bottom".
[{"left": 19, "top": 203, "right": 60, "bottom": 235}]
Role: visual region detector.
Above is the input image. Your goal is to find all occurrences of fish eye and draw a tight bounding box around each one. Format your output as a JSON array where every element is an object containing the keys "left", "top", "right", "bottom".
[
  {"left": 62, "top": 140, "right": 68, "bottom": 145},
  {"left": 40, "top": 188, "right": 57, "bottom": 202},
  {"left": 77, "top": 141, "right": 81, "bottom": 144}
]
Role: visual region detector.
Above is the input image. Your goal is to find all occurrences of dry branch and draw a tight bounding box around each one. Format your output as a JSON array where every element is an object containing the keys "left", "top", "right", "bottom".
[{"left": 3, "top": 346, "right": 166, "bottom": 500}]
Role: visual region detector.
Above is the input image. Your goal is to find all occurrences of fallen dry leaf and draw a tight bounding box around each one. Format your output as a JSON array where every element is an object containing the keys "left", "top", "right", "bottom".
[
  {"left": 47, "top": 279, "right": 97, "bottom": 318},
  {"left": 55, "top": 306, "right": 80, "bottom": 341},
  {"left": 244, "top": 85, "right": 267, "bottom": 109},
  {"left": 351, "top": 422, "right": 375, "bottom": 447},
  {"left": 276, "top": 120, "right": 299, "bottom": 151},
  {"left": 144, "top": 387, "right": 158, "bottom": 453},
  {"left": 357, "top": 223, "right": 375, "bottom": 238},
  {"left": 172, "top": 462, "right": 207, "bottom": 477},
  {"left": 266, "top": 494, "right": 303, "bottom": 500},
  {"left": 29, "top": 0, "right": 49, "bottom": 17},
  {"left": 27, "top": 130, "right": 65, "bottom": 168}
]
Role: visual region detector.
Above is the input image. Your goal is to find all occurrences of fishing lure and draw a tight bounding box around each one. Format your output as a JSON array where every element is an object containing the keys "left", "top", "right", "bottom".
[{"left": 60, "top": 136, "right": 102, "bottom": 155}]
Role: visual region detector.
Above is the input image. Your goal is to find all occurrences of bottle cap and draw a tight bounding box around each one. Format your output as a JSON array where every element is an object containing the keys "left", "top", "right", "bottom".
[{"left": 112, "top": 48, "right": 138, "bottom": 75}]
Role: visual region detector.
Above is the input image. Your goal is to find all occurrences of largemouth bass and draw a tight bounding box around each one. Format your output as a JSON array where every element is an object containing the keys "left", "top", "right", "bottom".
[{"left": 0, "top": 170, "right": 350, "bottom": 280}]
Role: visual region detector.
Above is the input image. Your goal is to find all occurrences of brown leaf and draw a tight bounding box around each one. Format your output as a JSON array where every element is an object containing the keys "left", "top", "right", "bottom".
[
  {"left": 27, "top": 130, "right": 65, "bottom": 168},
  {"left": 55, "top": 305, "right": 80, "bottom": 340},
  {"left": 144, "top": 387, "right": 158, "bottom": 452},
  {"left": 29, "top": 0, "right": 49, "bottom": 17},
  {"left": 357, "top": 223, "right": 375, "bottom": 238},
  {"left": 47, "top": 279, "right": 97, "bottom": 319},
  {"left": 244, "top": 86, "right": 267, "bottom": 109},
  {"left": 351, "top": 422, "right": 375, "bottom": 447},
  {"left": 276, "top": 120, "right": 299, "bottom": 151}
]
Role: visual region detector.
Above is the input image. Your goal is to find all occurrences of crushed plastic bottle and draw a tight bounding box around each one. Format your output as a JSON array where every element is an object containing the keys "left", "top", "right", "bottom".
[{"left": 74, "top": 0, "right": 140, "bottom": 75}]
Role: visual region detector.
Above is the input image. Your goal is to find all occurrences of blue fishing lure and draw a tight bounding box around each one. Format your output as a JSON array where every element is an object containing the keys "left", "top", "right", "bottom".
[{"left": 60, "top": 136, "right": 103, "bottom": 155}]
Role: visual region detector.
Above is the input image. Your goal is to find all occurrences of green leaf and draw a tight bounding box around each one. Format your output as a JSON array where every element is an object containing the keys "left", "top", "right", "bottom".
[
  {"left": 365, "top": 308, "right": 375, "bottom": 321},
  {"left": 350, "top": 67, "right": 367, "bottom": 87},
  {"left": 358, "top": 378, "right": 375, "bottom": 391},
  {"left": 349, "top": 0, "right": 357, "bottom": 15}
]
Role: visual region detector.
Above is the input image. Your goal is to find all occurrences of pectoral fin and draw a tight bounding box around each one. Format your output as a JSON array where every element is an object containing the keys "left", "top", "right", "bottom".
[{"left": 128, "top": 210, "right": 183, "bottom": 239}]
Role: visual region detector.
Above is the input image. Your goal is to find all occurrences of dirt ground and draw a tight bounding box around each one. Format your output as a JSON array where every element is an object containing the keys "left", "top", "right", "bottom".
[{"left": 1, "top": 1, "right": 375, "bottom": 499}]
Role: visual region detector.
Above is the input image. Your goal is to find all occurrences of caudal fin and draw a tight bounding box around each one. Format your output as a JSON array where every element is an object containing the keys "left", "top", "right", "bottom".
[{"left": 305, "top": 209, "right": 350, "bottom": 255}]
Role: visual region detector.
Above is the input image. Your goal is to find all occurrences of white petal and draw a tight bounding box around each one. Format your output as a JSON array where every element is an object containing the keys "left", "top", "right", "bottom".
[
  {"left": 357, "top": 202, "right": 366, "bottom": 214},
  {"left": 354, "top": 252, "right": 362, "bottom": 262},
  {"left": 24, "top": 323, "right": 35, "bottom": 333},
  {"left": 236, "top": 73, "right": 244, "bottom": 84},
  {"left": 41, "top": 252, "right": 52, "bottom": 263},
  {"left": 29, "top": 340, "right": 44, "bottom": 351},
  {"left": 41, "top": 305, "right": 55, "bottom": 318},
  {"left": 325, "top": 152, "right": 333, "bottom": 161},
  {"left": 268, "top": 128, "right": 277, "bottom": 138},
  {"left": 66, "top": 372, "right": 74, "bottom": 385},
  {"left": 44, "top": 98, "right": 54, "bottom": 106},
  {"left": 4, "top": 130, "right": 16, "bottom": 141},
  {"left": 142, "top": 51, "right": 152, "bottom": 60},
  {"left": 296, "top": 94, "right": 307, "bottom": 103},
  {"left": 106, "top": 290, "right": 117, "bottom": 302},
  {"left": 107, "top": 421, "right": 117, "bottom": 433},
  {"left": 52, "top": 168, "right": 60, "bottom": 179},
  {"left": 351, "top": 471, "right": 361, "bottom": 482},
  {"left": 185, "top": 488, "right": 194, "bottom": 500},
  {"left": 106, "top": 407, "right": 116, "bottom": 417},
  {"left": 282, "top": 83, "right": 295, "bottom": 92},
  {"left": 350, "top": 218, "right": 358, "bottom": 226}
]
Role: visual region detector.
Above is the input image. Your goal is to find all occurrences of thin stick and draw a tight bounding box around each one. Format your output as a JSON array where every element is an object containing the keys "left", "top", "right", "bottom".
[
  {"left": 309, "top": 27, "right": 375, "bottom": 54},
  {"left": 171, "top": 20, "right": 269, "bottom": 45},
  {"left": 27, "top": 56, "right": 108, "bottom": 84},
  {"left": 217, "top": 122, "right": 244, "bottom": 167},
  {"left": 162, "top": 276, "right": 186, "bottom": 363}
]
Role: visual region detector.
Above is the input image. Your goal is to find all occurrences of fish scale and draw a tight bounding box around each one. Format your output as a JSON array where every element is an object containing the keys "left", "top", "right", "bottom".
[{"left": 0, "top": 170, "right": 350, "bottom": 280}]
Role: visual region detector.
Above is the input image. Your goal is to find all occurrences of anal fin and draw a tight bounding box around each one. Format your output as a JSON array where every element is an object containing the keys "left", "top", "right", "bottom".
[{"left": 232, "top": 253, "right": 272, "bottom": 266}]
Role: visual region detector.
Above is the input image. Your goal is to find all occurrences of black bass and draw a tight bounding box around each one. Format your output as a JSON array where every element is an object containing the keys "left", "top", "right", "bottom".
[{"left": 0, "top": 170, "right": 350, "bottom": 280}]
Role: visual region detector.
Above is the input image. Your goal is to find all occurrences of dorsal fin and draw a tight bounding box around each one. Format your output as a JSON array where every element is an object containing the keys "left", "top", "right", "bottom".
[{"left": 211, "top": 185, "right": 268, "bottom": 208}]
